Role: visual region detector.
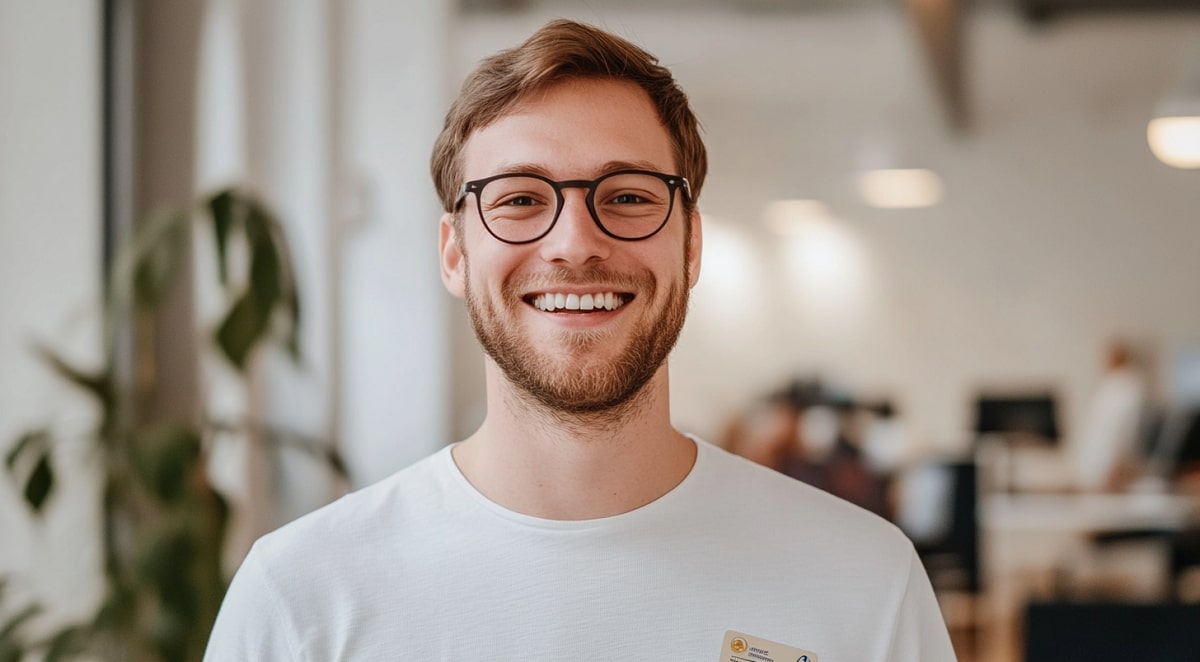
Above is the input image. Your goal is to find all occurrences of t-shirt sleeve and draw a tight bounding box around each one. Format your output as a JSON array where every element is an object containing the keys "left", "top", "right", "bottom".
[
  {"left": 882, "top": 548, "right": 958, "bottom": 661},
  {"left": 203, "top": 543, "right": 298, "bottom": 661}
]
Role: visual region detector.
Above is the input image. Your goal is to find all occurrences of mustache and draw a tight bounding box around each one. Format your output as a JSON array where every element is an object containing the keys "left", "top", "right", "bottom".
[{"left": 505, "top": 266, "right": 650, "bottom": 294}]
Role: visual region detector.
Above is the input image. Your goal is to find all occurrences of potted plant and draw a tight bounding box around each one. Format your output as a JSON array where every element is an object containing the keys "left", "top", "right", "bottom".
[{"left": 3, "top": 188, "right": 345, "bottom": 661}]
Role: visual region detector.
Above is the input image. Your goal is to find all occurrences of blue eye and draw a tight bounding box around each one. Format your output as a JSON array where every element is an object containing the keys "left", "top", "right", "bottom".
[{"left": 611, "top": 193, "right": 648, "bottom": 204}]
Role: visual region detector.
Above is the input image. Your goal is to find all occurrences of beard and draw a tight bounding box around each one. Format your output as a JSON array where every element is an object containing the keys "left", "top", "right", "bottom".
[{"left": 464, "top": 260, "right": 690, "bottom": 418}]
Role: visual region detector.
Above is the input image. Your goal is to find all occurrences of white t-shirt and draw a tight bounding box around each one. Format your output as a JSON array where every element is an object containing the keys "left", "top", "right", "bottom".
[{"left": 205, "top": 438, "right": 956, "bottom": 661}]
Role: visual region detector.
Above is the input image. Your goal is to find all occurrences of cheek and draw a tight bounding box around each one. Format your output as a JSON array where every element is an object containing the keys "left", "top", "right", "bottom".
[{"left": 464, "top": 243, "right": 529, "bottom": 296}]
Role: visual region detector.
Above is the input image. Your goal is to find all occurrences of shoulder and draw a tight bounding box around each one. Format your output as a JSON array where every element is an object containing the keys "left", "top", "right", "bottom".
[
  {"left": 691, "top": 438, "right": 915, "bottom": 560},
  {"left": 250, "top": 446, "right": 454, "bottom": 566},
  {"left": 207, "top": 448, "right": 461, "bottom": 658}
]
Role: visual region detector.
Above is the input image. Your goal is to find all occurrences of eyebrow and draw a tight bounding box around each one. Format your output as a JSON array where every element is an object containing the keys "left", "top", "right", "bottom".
[{"left": 490, "top": 160, "right": 669, "bottom": 179}]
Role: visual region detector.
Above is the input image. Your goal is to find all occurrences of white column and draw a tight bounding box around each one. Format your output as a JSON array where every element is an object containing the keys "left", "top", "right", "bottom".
[
  {"left": 236, "top": 0, "right": 341, "bottom": 525},
  {"left": 339, "top": 0, "right": 452, "bottom": 485}
]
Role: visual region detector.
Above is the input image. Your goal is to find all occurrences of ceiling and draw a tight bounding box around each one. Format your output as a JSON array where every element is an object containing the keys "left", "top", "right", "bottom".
[{"left": 459, "top": 0, "right": 1200, "bottom": 131}]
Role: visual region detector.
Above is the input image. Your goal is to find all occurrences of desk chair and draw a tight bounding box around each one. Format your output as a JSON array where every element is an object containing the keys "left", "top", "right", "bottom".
[
  {"left": 901, "top": 461, "right": 980, "bottom": 655},
  {"left": 1024, "top": 601, "right": 1200, "bottom": 661}
]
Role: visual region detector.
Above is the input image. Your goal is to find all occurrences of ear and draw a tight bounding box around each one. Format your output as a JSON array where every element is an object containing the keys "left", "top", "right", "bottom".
[
  {"left": 440, "top": 213, "right": 466, "bottom": 298},
  {"left": 686, "top": 208, "right": 703, "bottom": 289}
]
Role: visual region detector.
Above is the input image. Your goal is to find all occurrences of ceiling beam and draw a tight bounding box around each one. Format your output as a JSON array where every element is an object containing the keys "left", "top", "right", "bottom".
[{"left": 905, "top": 0, "right": 969, "bottom": 132}]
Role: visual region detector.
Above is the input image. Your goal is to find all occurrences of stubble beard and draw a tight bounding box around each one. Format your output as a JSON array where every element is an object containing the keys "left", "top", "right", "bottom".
[{"left": 464, "top": 261, "right": 690, "bottom": 429}]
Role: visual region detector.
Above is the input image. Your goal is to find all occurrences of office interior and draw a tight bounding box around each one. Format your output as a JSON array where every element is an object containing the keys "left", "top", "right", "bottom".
[{"left": 2, "top": 0, "right": 1199, "bottom": 660}]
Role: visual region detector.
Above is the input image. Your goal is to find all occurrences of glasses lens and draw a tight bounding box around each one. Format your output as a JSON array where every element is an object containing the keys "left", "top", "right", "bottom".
[
  {"left": 593, "top": 172, "right": 673, "bottom": 239},
  {"left": 478, "top": 176, "right": 557, "bottom": 243}
]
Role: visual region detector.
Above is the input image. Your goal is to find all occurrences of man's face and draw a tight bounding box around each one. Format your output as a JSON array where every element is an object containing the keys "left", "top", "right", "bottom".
[{"left": 440, "top": 77, "right": 702, "bottom": 414}]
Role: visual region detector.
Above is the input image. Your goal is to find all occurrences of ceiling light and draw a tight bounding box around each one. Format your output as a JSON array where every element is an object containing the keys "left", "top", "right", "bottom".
[
  {"left": 857, "top": 168, "right": 944, "bottom": 209},
  {"left": 1148, "top": 55, "right": 1200, "bottom": 169},
  {"left": 764, "top": 199, "right": 833, "bottom": 234},
  {"left": 1148, "top": 114, "right": 1200, "bottom": 169}
]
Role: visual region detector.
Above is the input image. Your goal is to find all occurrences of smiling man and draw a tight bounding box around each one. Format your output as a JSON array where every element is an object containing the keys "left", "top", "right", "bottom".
[{"left": 205, "top": 19, "right": 956, "bottom": 661}]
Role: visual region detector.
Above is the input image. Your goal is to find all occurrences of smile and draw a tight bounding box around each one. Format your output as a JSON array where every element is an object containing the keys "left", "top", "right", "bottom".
[{"left": 527, "top": 292, "right": 631, "bottom": 312}]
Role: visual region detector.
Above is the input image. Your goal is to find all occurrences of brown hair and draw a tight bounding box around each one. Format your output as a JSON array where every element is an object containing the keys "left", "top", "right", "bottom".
[{"left": 430, "top": 19, "right": 707, "bottom": 217}]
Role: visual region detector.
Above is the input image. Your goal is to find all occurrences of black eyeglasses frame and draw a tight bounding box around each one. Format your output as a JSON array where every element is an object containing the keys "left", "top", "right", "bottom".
[{"left": 455, "top": 169, "right": 692, "bottom": 245}]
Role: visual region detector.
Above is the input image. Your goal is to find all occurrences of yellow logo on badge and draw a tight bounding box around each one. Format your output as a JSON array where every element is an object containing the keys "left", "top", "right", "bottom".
[{"left": 720, "top": 630, "right": 818, "bottom": 662}]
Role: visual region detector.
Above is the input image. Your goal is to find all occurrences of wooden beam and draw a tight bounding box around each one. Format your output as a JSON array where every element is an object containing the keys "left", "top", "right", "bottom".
[{"left": 905, "top": 0, "right": 969, "bottom": 132}]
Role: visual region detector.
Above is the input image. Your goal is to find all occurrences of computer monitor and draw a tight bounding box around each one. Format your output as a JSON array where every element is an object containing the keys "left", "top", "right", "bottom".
[
  {"left": 1146, "top": 405, "right": 1200, "bottom": 479},
  {"left": 973, "top": 393, "right": 1060, "bottom": 445},
  {"left": 1178, "top": 409, "right": 1200, "bottom": 466}
]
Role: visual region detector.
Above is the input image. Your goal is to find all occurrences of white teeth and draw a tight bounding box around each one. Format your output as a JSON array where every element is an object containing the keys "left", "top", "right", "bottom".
[{"left": 533, "top": 292, "right": 626, "bottom": 312}]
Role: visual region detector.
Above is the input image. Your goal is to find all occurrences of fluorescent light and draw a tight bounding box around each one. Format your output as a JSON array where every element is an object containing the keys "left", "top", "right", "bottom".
[
  {"left": 857, "top": 168, "right": 944, "bottom": 209},
  {"left": 764, "top": 199, "right": 832, "bottom": 234},
  {"left": 1148, "top": 116, "right": 1200, "bottom": 169}
]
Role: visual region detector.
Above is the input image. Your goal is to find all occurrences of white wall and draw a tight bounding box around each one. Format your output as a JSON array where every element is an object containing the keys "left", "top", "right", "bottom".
[
  {"left": 0, "top": 0, "right": 105, "bottom": 624},
  {"left": 339, "top": 0, "right": 453, "bottom": 484},
  {"left": 451, "top": 7, "right": 1200, "bottom": 462}
]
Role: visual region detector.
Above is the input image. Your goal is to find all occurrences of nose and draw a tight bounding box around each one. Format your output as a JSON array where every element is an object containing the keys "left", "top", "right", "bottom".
[{"left": 536, "top": 189, "right": 611, "bottom": 266}]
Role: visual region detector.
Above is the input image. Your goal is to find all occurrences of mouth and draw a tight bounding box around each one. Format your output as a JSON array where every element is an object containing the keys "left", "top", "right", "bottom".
[{"left": 524, "top": 291, "right": 633, "bottom": 313}]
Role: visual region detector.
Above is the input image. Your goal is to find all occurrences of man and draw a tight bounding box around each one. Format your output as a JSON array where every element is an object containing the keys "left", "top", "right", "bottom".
[{"left": 206, "top": 19, "right": 956, "bottom": 660}]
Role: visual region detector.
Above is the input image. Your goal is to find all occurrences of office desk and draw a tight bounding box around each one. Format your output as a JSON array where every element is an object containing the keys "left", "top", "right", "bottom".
[
  {"left": 984, "top": 491, "right": 1199, "bottom": 532},
  {"left": 979, "top": 491, "right": 1200, "bottom": 662}
]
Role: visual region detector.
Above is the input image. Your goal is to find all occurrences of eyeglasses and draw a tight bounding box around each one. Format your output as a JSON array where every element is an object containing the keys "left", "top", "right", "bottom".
[{"left": 455, "top": 169, "right": 691, "bottom": 244}]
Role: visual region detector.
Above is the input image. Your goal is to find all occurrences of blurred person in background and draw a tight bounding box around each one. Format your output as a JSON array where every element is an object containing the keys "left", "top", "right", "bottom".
[
  {"left": 728, "top": 386, "right": 896, "bottom": 519},
  {"left": 205, "top": 19, "right": 955, "bottom": 660},
  {"left": 1075, "top": 340, "right": 1150, "bottom": 492}
]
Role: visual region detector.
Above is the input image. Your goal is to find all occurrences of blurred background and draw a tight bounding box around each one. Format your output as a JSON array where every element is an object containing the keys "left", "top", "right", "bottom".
[{"left": 2, "top": 0, "right": 1199, "bottom": 660}]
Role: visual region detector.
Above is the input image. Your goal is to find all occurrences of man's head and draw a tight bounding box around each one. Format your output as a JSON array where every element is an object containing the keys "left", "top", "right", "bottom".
[
  {"left": 434, "top": 21, "right": 707, "bottom": 420},
  {"left": 431, "top": 19, "right": 707, "bottom": 223}
]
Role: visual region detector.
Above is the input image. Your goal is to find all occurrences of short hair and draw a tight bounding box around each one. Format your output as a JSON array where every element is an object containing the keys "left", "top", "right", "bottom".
[{"left": 430, "top": 19, "right": 707, "bottom": 217}]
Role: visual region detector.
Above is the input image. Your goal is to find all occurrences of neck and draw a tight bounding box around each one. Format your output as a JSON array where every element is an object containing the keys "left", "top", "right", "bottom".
[{"left": 451, "top": 360, "right": 697, "bottom": 520}]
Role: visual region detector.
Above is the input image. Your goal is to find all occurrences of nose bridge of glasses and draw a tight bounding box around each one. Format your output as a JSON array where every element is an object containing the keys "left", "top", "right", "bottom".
[{"left": 554, "top": 180, "right": 598, "bottom": 220}]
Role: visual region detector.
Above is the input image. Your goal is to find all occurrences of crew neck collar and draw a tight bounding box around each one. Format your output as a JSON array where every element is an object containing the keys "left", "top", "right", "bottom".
[{"left": 440, "top": 434, "right": 707, "bottom": 530}]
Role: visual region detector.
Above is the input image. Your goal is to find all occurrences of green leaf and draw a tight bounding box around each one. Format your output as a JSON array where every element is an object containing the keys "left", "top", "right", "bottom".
[
  {"left": 24, "top": 451, "right": 54, "bottom": 512},
  {"left": 207, "top": 189, "right": 238, "bottom": 288},
  {"left": 106, "top": 208, "right": 188, "bottom": 316},
  {"left": 282, "top": 271, "right": 303, "bottom": 364},
  {"left": 213, "top": 290, "right": 270, "bottom": 370},
  {"left": 213, "top": 198, "right": 298, "bottom": 370},
  {"left": 133, "top": 214, "right": 186, "bottom": 308},
  {"left": 137, "top": 522, "right": 195, "bottom": 589},
  {"left": 92, "top": 585, "right": 134, "bottom": 632},
  {"left": 149, "top": 607, "right": 188, "bottom": 662},
  {"left": 34, "top": 346, "right": 112, "bottom": 410},
  {"left": 3, "top": 427, "right": 57, "bottom": 513},
  {"left": 43, "top": 626, "right": 89, "bottom": 662},
  {"left": 246, "top": 204, "right": 283, "bottom": 306},
  {"left": 4, "top": 429, "right": 48, "bottom": 472},
  {"left": 325, "top": 447, "right": 349, "bottom": 481},
  {"left": 0, "top": 604, "right": 40, "bottom": 643},
  {"left": 131, "top": 424, "right": 201, "bottom": 503}
]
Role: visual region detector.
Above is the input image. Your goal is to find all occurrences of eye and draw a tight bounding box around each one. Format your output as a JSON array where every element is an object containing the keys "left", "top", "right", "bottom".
[
  {"left": 610, "top": 193, "right": 649, "bottom": 205},
  {"left": 500, "top": 195, "right": 539, "bottom": 207}
]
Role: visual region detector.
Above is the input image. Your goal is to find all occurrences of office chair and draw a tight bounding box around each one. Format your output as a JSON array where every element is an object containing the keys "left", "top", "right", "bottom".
[{"left": 1025, "top": 601, "right": 1200, "bottom": 661}]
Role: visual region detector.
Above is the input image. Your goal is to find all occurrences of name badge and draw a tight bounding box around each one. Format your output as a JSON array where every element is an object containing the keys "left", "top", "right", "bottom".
[{"left": 719, "top": 630, "right": 818, "bottom": 662}]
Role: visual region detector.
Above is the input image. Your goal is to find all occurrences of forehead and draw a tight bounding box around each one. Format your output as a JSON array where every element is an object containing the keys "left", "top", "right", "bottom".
[{"left": 461, "top": 78, "right": 676, "bottom": 181}]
